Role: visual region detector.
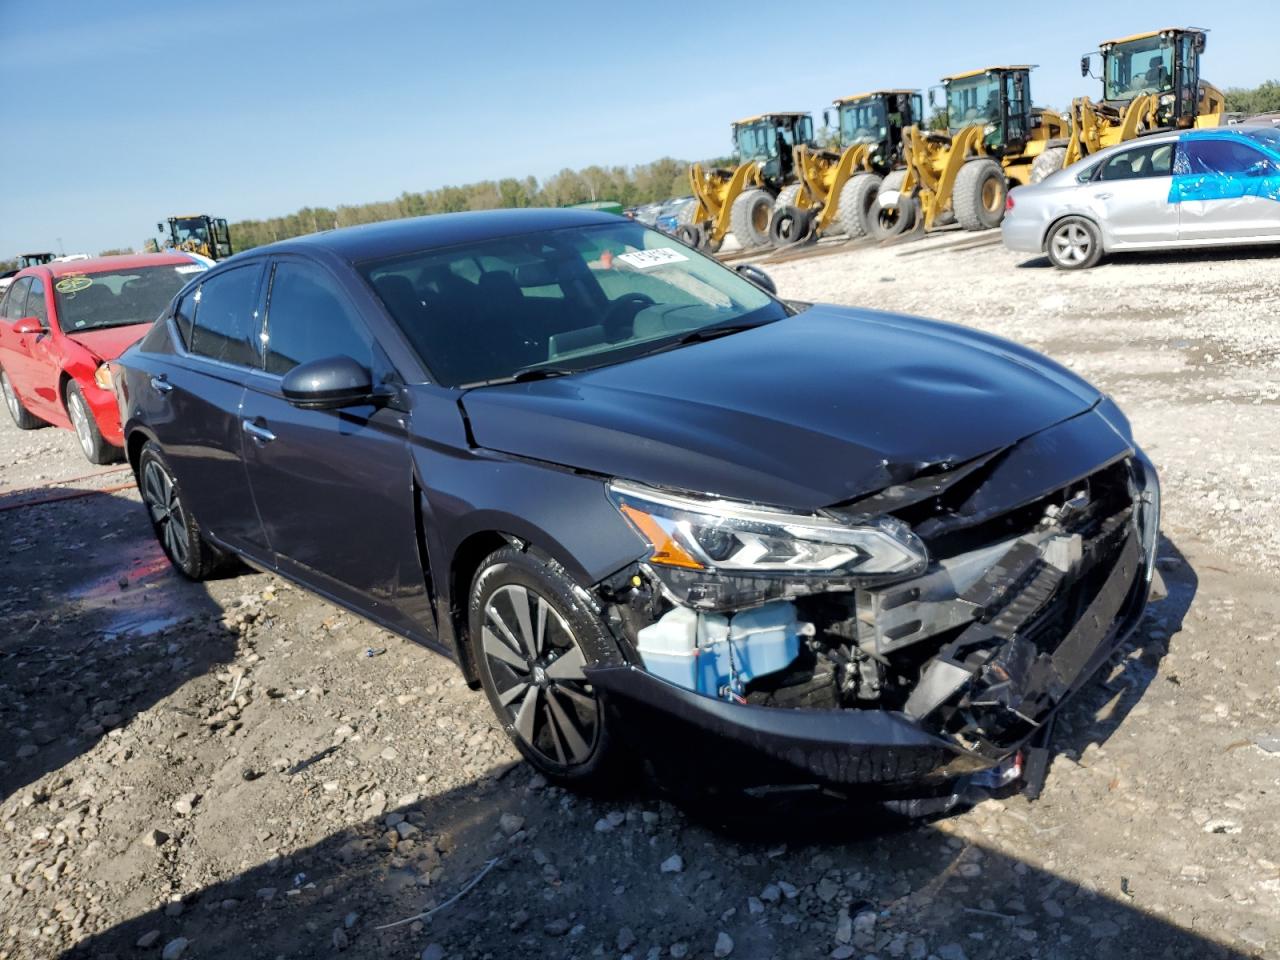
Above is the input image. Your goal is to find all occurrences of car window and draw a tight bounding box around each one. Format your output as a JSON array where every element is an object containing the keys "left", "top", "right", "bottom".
[
  {"left": 174, "top": 289, "right": 197, "bottom": 347},
  {"left": 187, "top": 265, "right": 263, "bottom": 368},
  {"left": 1097, "top": 142, "right": 1174, "bottom": 181},
  {"left": 262, "top": 261, "right": 373, "bottom": 376},
  {"left": 2, "top": 278, "right": 31, "bottom": 320},
  {"left": 25, "top": 277, "right": 49, "bottom": 327},
  {"left": 1177, "top": 138, "right": 1272, "bottom": 176}
]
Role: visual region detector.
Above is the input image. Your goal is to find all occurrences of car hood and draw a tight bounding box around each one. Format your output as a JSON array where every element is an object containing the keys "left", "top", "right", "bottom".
[
  {"left": 460, "top": 305, "right": 1103, "bottom": 510},
  {"left": 64, "top": 323, "right": 152, "bottom": 362}
]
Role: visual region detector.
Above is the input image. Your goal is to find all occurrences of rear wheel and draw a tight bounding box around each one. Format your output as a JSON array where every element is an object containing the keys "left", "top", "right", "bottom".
[
  {"left": 729, "top": 189, "right": 774, "bottom": 249},
  {"left": 834, "top": 173, "right": 883, "bottom": 239},
  {"left": 469, "top": 547, "right": 626, "bottom": 790},
  {"left": 1029, "top": 146, "right": 1067, "bottom": 184},
  {"left": 1, "top": 368, "right": 45, "bottom": 430},
  {"left": 138, "top": 441, "right": 225, "bottom": 580},
  {"left": 953, "top": 159, "right": 1007, "bottom": 231},
  {"left": 65, "top": 380, "right": 121, "bottom": 464},
  {"left": 1045, "top": 216, "right": 1103, "bottom": 270}
]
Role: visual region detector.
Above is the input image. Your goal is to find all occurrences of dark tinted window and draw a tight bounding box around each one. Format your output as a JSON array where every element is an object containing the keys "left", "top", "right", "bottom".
[
  {"left": 262, "top": 261, "right": 372, "bottom": 375},
  {"left": 189, "top": 265, "right": 262, "bottom": 367},
  {"left": 2, "top": 278, "right": 31, "bottom": 320},
  {"left": 1178, "top": 139, "right": 1270, "bottom": 176},
  {"left": 25, "top": 277, "right": 48, "bottom": 327},
  {"left": 174, "top": 290, "right": 196, "bottom": 347},
  {"left": 1098, "top": 141, "right": 1174, "bottom": 180}
]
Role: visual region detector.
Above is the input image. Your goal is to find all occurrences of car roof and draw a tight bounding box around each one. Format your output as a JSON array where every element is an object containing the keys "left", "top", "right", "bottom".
[
  {"left": 251, "top": 208, "right": 624, "bottom": 263},
  {"left": 20, "top": 253, "right": 199, "bottom": 279}
]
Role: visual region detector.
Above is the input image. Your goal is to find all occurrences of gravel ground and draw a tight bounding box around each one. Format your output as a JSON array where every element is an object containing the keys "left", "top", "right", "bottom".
[{"left": 2, "top": 234, "right": 1279, "bottom": 960}]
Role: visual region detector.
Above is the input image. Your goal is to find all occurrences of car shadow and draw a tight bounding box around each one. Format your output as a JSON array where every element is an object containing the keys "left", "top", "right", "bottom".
[
  {"left": 59, "top": 757, "right": 1251, "bottom": 960},
  {"left": 1017, "top": 244, "right": 1280, "bottom": 270},
  {"left": 0, "top": 486, "right": 240, "bottom": 803}
]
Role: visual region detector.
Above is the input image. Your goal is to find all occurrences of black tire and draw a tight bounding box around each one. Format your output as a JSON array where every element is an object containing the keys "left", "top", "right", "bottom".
[
  {"left": 1, "top": 367, "right": 45, "bottom": 430},
  {"left": 870, "top": 170, "right": 916, "bottom": 239},
  {"left": 1044, "top": 216, "right": 1104, "bottom": 270},
  {"left": 469, "top": 547, "right": 627, "bottom": 790},
  {"left": 64, "top": 380, "right": 122, "bottom": 465},
  {"left": 834, "top": 173, "right": 883, "bottom": 239},
  {"left": 729, "top": 188, "right": 773, "bottom": 249},
  {"left": 137, "top": 441, "right": 226, "bottom": 580},
  {"left": 767, "top": 205, "right": 813, "bottom": 247},
  {"left": 674, "top": 223, "right": 703, "bottom": 249},
  {"left": 953, "top": 158, "right": 1007, "bottom": 231},
  {"left": 1029, "top": 146, "right": 1068, "bottom": 185}
]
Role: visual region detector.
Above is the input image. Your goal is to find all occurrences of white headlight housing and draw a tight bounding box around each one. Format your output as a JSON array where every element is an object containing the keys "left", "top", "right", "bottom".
[{"left": 607, "top": 480, "right": 927, "bottom": 578}]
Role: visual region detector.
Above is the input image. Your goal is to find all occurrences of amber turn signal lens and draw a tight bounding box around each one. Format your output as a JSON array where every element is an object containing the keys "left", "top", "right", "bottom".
[{"left": 618, "top": 503, "right": 705, "bottom": 570}]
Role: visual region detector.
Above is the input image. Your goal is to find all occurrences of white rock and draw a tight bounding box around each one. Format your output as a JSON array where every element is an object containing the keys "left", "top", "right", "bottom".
[{"left": 661, "top": 854, "right": 684, "bottom": 873}]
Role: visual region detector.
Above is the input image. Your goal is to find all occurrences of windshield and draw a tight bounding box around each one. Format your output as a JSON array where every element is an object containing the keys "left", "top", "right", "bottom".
[
  {"left": 839, "top": 99, "right": 888, "bottom": 146},
  {"left": 947, "top": 76, "right": 1001, "bottom": 132},
  {"left": 1244, "top": 127, "right": 1280, "bottom": 156},
  {"left": 362, "top": 221, "right": 785, "bottom": 388},
  {"left": 735, "top": 121, "right": 779, "bottom": 161},
  {"left": 54, "top": 263, "right": 206, "bottom": 332},
  {"left": 1104, "top": 36, "right": 1174, "bottom": 101}
]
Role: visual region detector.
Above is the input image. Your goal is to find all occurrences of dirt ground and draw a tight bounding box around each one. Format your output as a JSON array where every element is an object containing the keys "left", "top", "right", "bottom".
[{"left": 2, "top": 233, "right": 1279, "bottom": 960}]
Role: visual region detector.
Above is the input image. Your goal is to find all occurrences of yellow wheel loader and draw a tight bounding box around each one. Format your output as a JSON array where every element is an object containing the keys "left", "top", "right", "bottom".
[
  {"left": 158, "top": 215, "right": 234, "bottom": 261},
  {"left": 680, "top": 113, "right": 813, "bottom": 252},
  {"left": 878, "top": 66, "right": 1066, "bottom": 235},
  {"left": 767, "top": 90, "right": 924, "bottom": 247},
  {"left": 1030, "top": 27, "right": 1224, "bottom": 183}
]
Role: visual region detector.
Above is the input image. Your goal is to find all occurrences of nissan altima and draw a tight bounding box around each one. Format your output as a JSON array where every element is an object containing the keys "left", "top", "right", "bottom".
[
  {"left": 1003, "top": 126, "right": 1280, "bottom": 268},
  {"left": 114, "top": 209, "right": 1159, "bottom": 801}
]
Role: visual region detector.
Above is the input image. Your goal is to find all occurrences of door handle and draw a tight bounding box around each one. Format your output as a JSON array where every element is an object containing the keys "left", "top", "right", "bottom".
[
  {"left": 150, "top": 375, "right": 173, "bottom": 394},
  {"left": 242, "top": 419, "right": 276, "bottom": 443},
  {"left": 1093, "top": 192, "right": 1113, "bottom": 201}
]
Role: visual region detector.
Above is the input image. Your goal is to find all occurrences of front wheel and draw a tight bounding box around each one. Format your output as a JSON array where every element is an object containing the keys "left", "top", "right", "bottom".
[
  {"left": 1045, "top": 216, "right": 1103, "bottom": 269},
  {"left": 469, "top": 547, "right": 626, "bottom": 790},
  {"left": 65, "top": 381, "right": 122, "bottom": 464},
  {"left": 137, "top": 441, "right": 226, "bottom": 580}
]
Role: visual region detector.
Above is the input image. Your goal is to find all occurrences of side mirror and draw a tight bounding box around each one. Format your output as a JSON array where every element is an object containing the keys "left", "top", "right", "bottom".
[
  {"left": 281, "top": 355, "right": 381, "bottom": 410},
  {"left": 734, "top": 264, "right": 777, "bottom": 296},
  {"left": 822, "top": 108, "right": 833, "bottom": 130},
  {"left": 13, "top": 316, "right": 43, "bottom": 336},
  {"left": 928, "top": 88, "right": 937, "bottom": 107},
  {"left": 156, "top": 223, "right": 165, "bottom": 235},
  {"left": 1080, "top": 56, "right": 1090, "bottom": 77},
  {"left": 1195, "top": 33, "right": 1206, "bottom": 54}
]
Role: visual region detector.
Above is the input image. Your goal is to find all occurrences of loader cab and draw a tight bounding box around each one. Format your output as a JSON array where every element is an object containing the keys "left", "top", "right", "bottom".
[
  {"left": 159, "top": 215, "right": 233, "bottom": 261},
  {"left": 17, "top": 252, "right": 55, "bottom": 269},
  {"left": 829, "top": 91, "right": 923, "bottom": 167},
  {"left": 731, "top": 113, "right": 814, "bottom": 188},
  {"left": 1091, "top": 28, "right": 1208, "bottom": 127},
  {"left": 941, "top": 67, "right": 1034, "bottom": 157}
]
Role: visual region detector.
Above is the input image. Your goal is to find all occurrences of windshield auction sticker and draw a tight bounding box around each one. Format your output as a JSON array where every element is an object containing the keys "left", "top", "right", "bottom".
[
  {"left": 617, "top": 248, "right": 689, "bottom": 270},
  {"left": 55, "top": 276, "right": 93, "bottom": 294}
]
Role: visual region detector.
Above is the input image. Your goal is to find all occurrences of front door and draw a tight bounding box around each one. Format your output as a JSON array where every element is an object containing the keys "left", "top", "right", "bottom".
[
  {"left": 1174, "top": 136, "right": 1280, "bottom": 242},
  {"left": 149, "top": 261, "right": 269, "bottom": 558},
  {"left": 239, "top": 256, "right": 429, "bottom": 637},
  {"left": 1085, "top": 140, "right": 1178, "bottom": 247}
]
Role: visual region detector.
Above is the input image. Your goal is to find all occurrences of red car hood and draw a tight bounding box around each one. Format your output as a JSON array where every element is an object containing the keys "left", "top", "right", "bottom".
[{"left": 65, "top": 323, "right": 152, "bottom": 361}]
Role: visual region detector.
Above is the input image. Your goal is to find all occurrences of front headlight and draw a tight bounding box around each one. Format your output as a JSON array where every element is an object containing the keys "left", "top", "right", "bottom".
[
  {"left": 93, "top": 364, "right": 114, "bottom": 390},
  {"left": 608, "top": 480, "right": 927, "bottom": 609}
]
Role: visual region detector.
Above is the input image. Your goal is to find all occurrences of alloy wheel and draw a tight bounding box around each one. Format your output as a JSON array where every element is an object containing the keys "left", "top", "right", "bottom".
[
  {"left": 2, "top": 372, "right": 20, "bottom": 422},
  {"left": 1052, "top": 223, "right": 1093, "bottom": 265},
  {"left": 481, "top": 583, "right": 599, "bottom": 767},
  {"left": 141, "top": 460, "right": 189, "bottom": 567},
  {"left": 67, "top": 391, "right": 94, "bottom": 459}
]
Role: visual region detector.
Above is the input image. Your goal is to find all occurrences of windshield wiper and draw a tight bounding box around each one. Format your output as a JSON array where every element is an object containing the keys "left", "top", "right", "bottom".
[
  {"left": 462, "top": 366, "right": 578, "bottom": 389},
  {"left": 673, "top": 320, "right": 773, "bottom": 345}
]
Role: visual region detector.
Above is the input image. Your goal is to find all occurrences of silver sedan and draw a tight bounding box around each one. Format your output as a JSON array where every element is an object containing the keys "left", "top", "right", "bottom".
[{"left": 1002, "top": 126, "right": 1280, "bottom": 268}]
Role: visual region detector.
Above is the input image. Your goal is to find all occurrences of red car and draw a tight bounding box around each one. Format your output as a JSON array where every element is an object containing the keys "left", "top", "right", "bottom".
[{"left": 0, "top": 254, "right": 207, "bottom": 463}]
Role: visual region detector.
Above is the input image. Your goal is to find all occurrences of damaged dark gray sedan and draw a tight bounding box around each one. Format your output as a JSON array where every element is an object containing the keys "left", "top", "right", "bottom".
[{"left": 113, "top": 208, "right": 1160, "bottom": 802}]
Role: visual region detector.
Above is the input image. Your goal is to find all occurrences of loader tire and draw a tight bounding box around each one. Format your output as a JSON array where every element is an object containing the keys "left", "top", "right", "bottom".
[
  {"left": 730, "top": 189, "right": 773, "bottom": 249},
  {"left": 675, "top": 223, "right": 703, "bottom": 249},
  {"left": 773, "top": 184, "right": 806, "bottom": 212},
  {"left": 1030, "top": 146, "right": 1068, "bottom": 185},
  {"left": 870, "top": 170, "right": 915, "bottom": 240},
  {"left": 834, "top": 173, "right": 883, "bottom": 239},
  {"left": 953, "top": 159, "right": 1007, "bottom": 231},
  {"left": 768, "top": 205, "right": 813, "bottom": 247}
]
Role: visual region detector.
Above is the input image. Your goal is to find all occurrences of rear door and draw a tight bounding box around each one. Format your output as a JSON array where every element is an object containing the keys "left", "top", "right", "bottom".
[
  {"left": 146, "top": 261, "right": 270, "bottom": 559},
  {"left": 1174, "top": 136, "right": 1280, "bottom": 241},
  {"left": 0, "top": 278, "right": 35, "bottom": 403},
  {"left": 239, "top": 256, "right": 428, "bottom": 636},
  {"left": 1085, "top": 140, "right": 1178, "bottom": 247}
]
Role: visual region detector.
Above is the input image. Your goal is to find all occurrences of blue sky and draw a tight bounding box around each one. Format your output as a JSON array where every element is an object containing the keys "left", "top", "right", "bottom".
[{"left": 2, "top": 0, "right": 1274, "bottom": 255}]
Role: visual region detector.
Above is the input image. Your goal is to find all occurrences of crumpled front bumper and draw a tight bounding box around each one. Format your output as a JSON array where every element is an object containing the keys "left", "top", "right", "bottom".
[{"left": 587, "top": 454, "right": 1157, "bottom": 797}]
